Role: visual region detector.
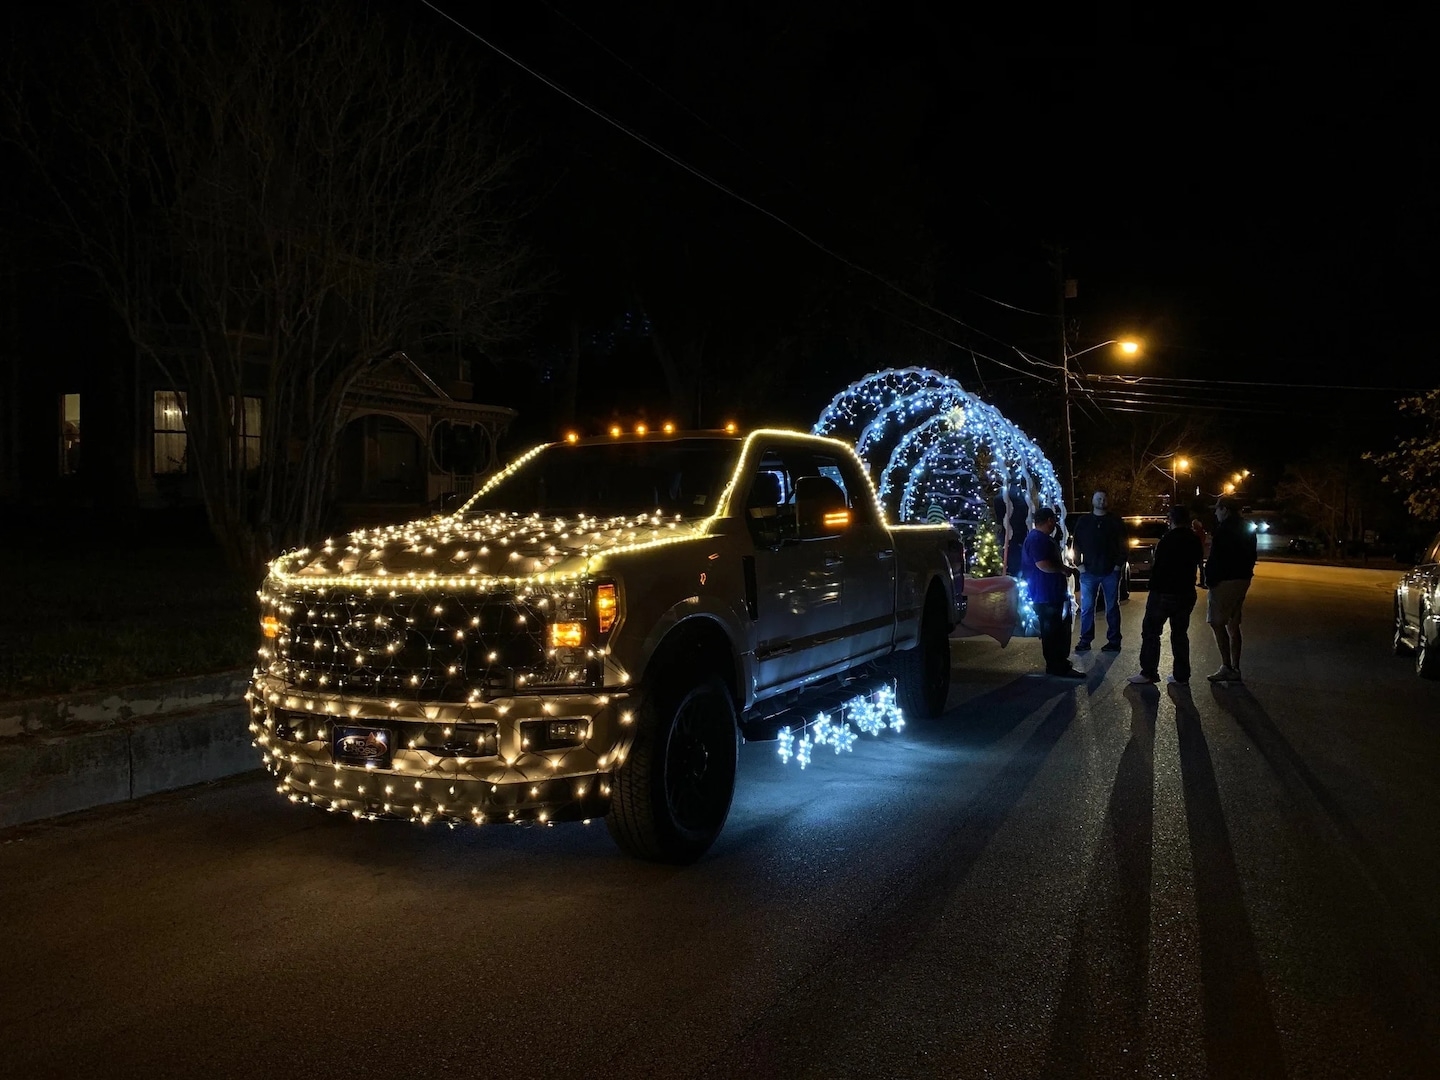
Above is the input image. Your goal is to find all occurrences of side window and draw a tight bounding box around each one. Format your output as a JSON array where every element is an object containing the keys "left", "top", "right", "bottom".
[
  {"left": 743, "top": 452, "right": 794, "bottom": 546},
  {"left": 817, "top": 452, "right": 878, "bottom": 523},
  {"left": 815, "top": 461, "right": 850, "bottom": 506},
  {"left": 154, "top": 390, "right": 188, "bottom": 475},
  {"left": 61, "top": 393, "right": 81, "bottom": 475}
]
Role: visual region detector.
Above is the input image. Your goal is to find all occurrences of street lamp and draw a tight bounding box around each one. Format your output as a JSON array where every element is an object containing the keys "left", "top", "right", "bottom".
[
  {"left": 1171, "top": 456, "right": 1189, "bottom": 502},
  {"left": 1146, "top": 454, "right": 1189, "bottom": 504},
  {"left": 1061, "top": 337, "right": 1142, "bottom": 512}
]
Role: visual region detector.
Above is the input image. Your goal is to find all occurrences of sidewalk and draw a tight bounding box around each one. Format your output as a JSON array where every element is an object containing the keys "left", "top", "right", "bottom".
[{"left": 0, "top": 670, "right": 256, "bottom": 828}]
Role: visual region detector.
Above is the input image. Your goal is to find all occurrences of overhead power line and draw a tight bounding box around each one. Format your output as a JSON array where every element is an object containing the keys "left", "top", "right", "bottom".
[{"left": 417, "top": 0, "right": 1057, "bottom": 378}]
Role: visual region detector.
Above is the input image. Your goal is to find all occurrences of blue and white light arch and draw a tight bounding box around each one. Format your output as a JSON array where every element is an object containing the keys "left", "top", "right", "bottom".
[{"left": 814, "top": 368, "right": 1064, "bottom": 567}]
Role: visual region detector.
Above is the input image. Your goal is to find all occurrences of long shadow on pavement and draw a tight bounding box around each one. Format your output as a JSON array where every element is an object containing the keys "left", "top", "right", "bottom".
[
  {"left": 702, "top": 680, "right": 1082, "bottom": 1076},
  {"left": 1208, "top": 684, "right": 1440, "bottom": 1060},
  {"left": 1172, "top": 684, "right": 1287, "bottom": 1079},
  {"left": 1044, "top": 681, "right": 1156, "bottom": 1076}
]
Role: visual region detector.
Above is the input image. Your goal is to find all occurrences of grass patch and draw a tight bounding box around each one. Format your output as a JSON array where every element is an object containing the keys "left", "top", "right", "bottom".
[{"left": 0, "top": 545, "right": 260, "bottom": 700}]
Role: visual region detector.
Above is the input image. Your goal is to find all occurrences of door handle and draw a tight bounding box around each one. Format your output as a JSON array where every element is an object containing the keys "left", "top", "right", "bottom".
[{"left": 877, "top": 549, "right": 895, "bottom": 560}]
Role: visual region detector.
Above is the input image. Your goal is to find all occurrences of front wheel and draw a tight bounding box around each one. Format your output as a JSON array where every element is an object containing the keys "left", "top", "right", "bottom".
[
  {"left": 894, "top": 589, "right": 951, "bottom": 719},
  {"left": 1417, "top": 604, "right": 1440, "bottom": 680},
  {"left": 606, "top": 675, "right": 738, "bottom": 863},
  {"left": 1393, "top": 599, "right": 1412, "bottom": 656}
]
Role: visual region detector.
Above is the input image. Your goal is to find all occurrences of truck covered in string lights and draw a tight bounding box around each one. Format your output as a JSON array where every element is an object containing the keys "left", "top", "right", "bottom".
[{"left": 248, "top": 428, "right": 964, "bottom": 862}]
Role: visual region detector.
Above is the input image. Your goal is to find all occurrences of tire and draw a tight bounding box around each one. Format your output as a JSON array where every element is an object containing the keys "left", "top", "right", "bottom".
[
  {"left": 1417, "top": 604, "right": 1440, "bottom": 680},
  {"left": 894, "top": 587, "right": 951, "bottom": 719},
  {"left": 1119, "top": 566, "right": 1131, "bottom": 602},
  {"left": 1393, "top": 599, "right": 1412, "bottom": 656},
  {"left": 606, "top": 674, "right": 738, "bottom": 863}
]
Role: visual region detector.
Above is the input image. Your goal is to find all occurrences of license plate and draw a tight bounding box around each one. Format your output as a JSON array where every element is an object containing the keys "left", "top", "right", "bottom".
[{"left": 333, "top": 725, "right": 393, "bottom": 769}]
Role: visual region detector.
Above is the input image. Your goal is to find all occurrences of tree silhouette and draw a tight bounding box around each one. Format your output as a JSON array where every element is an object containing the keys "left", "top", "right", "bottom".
[{"left": 4, "top": 0, "right": 542, "bottom": 569}]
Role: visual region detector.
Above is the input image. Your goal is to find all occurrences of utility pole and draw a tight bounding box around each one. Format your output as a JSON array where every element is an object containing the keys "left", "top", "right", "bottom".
[{"left": 1048, "top": 244, "right": 1075, "bottom": 517}]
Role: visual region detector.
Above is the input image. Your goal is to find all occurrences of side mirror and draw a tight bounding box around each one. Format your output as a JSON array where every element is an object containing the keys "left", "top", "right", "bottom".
[{"left": 794, "top": 475, "right": 850, "bottom": 540}]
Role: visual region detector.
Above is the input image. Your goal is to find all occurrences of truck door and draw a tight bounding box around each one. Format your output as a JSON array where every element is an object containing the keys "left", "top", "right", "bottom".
[
  {"left": 815, "top": 452, "right": 896, "bottom": 663},
  {"left": 742, "top": 448, "right": 851, "bottom": 692}
]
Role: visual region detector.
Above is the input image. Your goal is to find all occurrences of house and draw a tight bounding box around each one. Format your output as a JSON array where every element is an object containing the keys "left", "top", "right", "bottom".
[{"left": 0, "top": 343, "right": 516, "bottom": 534}]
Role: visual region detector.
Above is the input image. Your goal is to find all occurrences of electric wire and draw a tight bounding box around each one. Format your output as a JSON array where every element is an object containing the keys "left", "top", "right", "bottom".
[
  {"left": 417, "top": 0, "right": 1059, "bottom": 376},
  {"left": 537, "top": 2, "right": 1059, "bottom": 322}
]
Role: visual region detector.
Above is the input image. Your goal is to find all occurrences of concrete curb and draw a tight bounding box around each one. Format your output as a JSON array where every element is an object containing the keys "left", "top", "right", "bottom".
[{"left": 0, "top": 670, "right": 259, "bottom": 829}]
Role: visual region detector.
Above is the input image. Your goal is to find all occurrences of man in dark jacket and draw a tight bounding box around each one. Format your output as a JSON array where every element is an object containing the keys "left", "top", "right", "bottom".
[
  {"left": 1070, "top": 490, "right": 1125, "bottom": 653},
  {"left": 1205, "top": 497, "right": 1258, "bottom": 682},
  {"left": 1127, "top": 507, "right": 1205, "bottom": 685}
]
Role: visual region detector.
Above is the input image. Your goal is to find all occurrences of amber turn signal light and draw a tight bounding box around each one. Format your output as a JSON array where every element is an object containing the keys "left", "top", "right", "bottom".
[
  {"left": 261, "top": 615, "right": 281, "bottom": 639},
  {"left": 549, "top": 622, "right": 585, "bottom": 649},
  {"left": 596, "top": 584, "right": 618, "bottom": 634}
]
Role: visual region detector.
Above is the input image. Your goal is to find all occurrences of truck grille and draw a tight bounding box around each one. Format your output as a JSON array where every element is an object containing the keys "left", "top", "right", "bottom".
[{"left": 267, "top": 587, "right": 601, "bottom": 701}]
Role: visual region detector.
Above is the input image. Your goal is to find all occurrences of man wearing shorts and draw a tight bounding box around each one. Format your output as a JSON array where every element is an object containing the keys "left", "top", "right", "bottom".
[{"left": 1205, "top": 498, "right": 1257, "bottom": 682}]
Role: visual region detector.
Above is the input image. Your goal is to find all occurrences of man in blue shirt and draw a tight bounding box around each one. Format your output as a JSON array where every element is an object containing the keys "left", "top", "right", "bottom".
[{"left": 1021, "top": 507, "right": 1083, "bottom": 678}]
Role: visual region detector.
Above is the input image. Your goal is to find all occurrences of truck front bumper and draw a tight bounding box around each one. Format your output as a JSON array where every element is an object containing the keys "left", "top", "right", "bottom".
[{"left": 248, "top": 674, "right": 629, "bottom": 824}]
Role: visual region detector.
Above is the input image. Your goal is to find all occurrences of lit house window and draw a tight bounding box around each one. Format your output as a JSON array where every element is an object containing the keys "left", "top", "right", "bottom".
[
  {"left": 61, "top": 393, "right": 81, "bottom": 475},
  {"left": 231, "top": 395, "right": 262, "bottom": 470},
  {"left": 154, "top": 390, "right": 188, "bottom": 474}
]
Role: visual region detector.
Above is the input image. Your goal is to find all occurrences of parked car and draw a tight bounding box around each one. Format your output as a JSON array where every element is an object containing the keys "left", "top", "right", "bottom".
[
  {"left": 1393, "top": 528, "right": 1440, "bottom": 678},
  {"left": 1121, "top": 515, "right": 1170, "bottom": 592},
  {"left": 1288, "top": 536, "right": 1323, "bottom": 556},
  {"left": 249, "top": 428, "right": 967, "bottom": 861}
]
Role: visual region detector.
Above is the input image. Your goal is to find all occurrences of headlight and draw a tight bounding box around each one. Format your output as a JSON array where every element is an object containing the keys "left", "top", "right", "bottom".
[{"left": 548, "top": 622, "right": 585, "bottom": 648}]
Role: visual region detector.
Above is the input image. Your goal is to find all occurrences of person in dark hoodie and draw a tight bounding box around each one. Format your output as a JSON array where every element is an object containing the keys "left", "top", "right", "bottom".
[
  {"left": 1070, "top": 489, "right": 1125, "bottom": 653},
  {"left": 1127, "top": 506, "right": 1205, "bottom": 686},
  {"left": 1205, "top": 497, "right": 1258, "bottom": 682}
]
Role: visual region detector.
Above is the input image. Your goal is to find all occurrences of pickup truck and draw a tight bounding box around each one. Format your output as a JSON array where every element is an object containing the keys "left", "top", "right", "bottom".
[{"left": 248, "top": 428, "right": 965, "bottom": 862}]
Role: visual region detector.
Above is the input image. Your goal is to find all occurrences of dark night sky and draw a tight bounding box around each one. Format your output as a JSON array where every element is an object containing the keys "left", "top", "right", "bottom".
[
  {"left": 434, "top": 3, "right": 1433, "bottom": 444},
  {"left": 9, "top": 2, "right": 1434, "bottom": 482}
]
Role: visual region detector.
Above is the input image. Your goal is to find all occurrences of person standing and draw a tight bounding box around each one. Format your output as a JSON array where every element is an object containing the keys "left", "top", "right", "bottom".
[
  {"left": 1021, "top": 507, "right": 1083, "bottom": 678},
  {"left": 1191, "top": 514, "right": 1210, "bottom": 587},
  {"left": 1070, "top": 489, "right": 1125, "bottom": 653},
  {"left": 1205, "top": 497, "right": 1258, "bottom": 682},
  {"left": 1127, "top": 507, "right": 1206, "bottom": 686}
]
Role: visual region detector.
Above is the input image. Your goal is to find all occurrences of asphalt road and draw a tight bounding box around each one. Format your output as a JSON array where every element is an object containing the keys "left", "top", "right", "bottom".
[{"left": 3, "top": 562, "right": 1437, "bottom": 1080}]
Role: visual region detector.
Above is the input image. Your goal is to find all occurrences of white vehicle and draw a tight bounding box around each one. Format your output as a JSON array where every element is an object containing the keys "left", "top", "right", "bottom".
[
  {"left": 1393, "top": 528, "right": 1440, "bottom": 678},
  {"left": 249, "top": 429, "right": 965, "bottom": 861}
]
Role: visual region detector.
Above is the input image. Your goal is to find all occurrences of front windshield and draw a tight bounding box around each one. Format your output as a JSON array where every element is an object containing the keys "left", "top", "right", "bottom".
[
  {"left": 464, "top": 438, "right": 743, "bottom": 517},
  {"left": 1130, "top": 520, "right": 1170, "bottom": 540}
]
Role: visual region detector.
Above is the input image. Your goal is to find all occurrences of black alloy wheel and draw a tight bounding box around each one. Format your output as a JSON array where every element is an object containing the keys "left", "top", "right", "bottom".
[
  {"left": 606, "top": 674, "right": 738, "bottom": 863},
  {"left": 662, "top": 683, "right": 738, "bottom": 835}
]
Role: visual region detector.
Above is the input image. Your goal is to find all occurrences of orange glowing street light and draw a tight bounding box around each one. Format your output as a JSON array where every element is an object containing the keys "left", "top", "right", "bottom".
[{"left": 1062, "top": 337, "right": 1144, "bottom": 506}]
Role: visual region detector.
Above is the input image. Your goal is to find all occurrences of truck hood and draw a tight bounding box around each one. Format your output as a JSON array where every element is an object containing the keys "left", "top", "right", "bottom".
[{"left": 270, "top": 512, "right": 708, "bottom": 587}]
